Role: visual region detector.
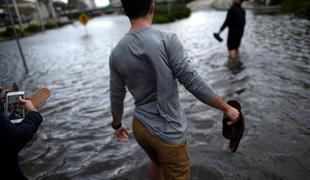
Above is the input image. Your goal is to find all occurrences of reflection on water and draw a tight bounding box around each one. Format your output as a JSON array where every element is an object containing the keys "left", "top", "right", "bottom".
[{"left": 0, "top": 11, "right": 309, "bottom": 180}]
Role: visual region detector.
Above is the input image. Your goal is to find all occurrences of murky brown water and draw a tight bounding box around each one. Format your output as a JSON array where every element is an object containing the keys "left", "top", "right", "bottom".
[{"left": 0, "top": 11, "right": 309, "bottom": 180}]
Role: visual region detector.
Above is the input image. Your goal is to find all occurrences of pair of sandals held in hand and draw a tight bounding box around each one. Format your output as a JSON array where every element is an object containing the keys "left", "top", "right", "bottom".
[{"left": 222, "top": 100, "right": 245, "bottom": 152}]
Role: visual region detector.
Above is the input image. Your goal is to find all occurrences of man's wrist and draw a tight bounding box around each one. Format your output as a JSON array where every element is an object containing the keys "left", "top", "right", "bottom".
[{"left": 112, "top": 122, "right": 122, "bottom": 130}]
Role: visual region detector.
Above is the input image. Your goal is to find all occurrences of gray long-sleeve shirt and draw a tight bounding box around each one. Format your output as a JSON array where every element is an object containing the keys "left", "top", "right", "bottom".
[{"left": 110, "top": 27, "right": 216, "bottom": 144}]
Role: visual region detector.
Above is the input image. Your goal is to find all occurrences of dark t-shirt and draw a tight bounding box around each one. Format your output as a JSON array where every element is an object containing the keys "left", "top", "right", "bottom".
[
  {"left": 220, "top": 3, "right": 246, "bottom": 37},
  {"left": 0, "top": 102, "right": 42, "bottom": 179}
]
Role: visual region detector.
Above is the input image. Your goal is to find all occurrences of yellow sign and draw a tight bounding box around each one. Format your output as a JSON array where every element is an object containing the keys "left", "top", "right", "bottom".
[{"left": 79, "top": 13, "right": 90, "bottom": 26}]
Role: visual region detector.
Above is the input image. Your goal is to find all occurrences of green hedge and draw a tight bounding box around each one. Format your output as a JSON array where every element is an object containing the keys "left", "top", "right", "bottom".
[
  {"left": 281, "top": 0, "right": 310, "bottom": 19},
  {"left": 0, "top": 20, "right": 72, "bottom": 41},
  {"left": 266, "top": 0, "right": 310, "bottom": 19},
  {"left": 153, "top": 2, "right": 191, "bottom": 24},
  {"left": 45, "top": 20, "right": 57, "bottom": 29},
  {"left": 154, "top": 14, "right": 173, "bottom": 24},
  {"left": 0, "top": 27, "right": 24, "bottom": 38},
  {"left": 26, "top": 23, "right": 42, "bottom": 33}
]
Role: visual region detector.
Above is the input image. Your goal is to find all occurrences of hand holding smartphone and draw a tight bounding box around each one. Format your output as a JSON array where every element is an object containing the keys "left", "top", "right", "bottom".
[{"left": 5, "top": 91, "right": 25, "bottom": 123}]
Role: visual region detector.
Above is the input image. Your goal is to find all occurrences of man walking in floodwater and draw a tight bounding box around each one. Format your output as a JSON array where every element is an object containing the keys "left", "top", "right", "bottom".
[
  {"left": 216, "top": 0, "right": 246, "bottom": 60},
  {"left": 109, "top": 0, "right": 240, "bottom": 179}
]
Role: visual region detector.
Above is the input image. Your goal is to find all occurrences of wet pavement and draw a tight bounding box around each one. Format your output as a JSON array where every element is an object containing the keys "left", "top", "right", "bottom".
[{"left": 0, "top": 10, "right": 309, "bottom": 180}]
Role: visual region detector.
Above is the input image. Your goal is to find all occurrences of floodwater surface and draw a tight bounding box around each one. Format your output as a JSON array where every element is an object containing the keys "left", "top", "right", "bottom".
[{"left": 0, "top": 11, "right": 309, "bottom": 180}]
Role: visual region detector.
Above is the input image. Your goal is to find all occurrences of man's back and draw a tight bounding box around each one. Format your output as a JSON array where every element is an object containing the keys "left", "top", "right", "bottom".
[
  {"left": 110, "top": 27, "right": 216, "bottom": 144},
  {"left": 110, "top": 27, "right": 161, "bottom": 106}
]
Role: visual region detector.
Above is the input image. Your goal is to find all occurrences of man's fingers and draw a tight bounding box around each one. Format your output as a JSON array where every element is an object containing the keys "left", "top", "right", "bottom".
[
  {"left": 115, "top": 127, "right": 129, "bottom": 142},
  {"left": 118, "top": 134, "right": 128, "bottom": 142},
  {"left": 227, "top": 117, "right": 239, "bottom": 126},
  {"left": 120, "top": 130, "right": 128, "bottom": 140},
  {"left": 227, "top": 121, "right": 235, "bottom": 125},
  {"left": 120, "top": 136, "right": 128, "bottom": 142}
]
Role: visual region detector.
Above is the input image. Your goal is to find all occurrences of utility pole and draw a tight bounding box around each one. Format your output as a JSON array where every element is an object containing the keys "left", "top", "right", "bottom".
[
  {"left": 48, "top": 0, "right": 58, "bottom": 27},
  {"left": 12, "top": 0, "right": 23, "bottom": 32},
  {"left": 167, "top": 0, "right": 171, "bottom": 15},
  {"left": 4, "top": 0, "right": 29, "bottom": 73},
  {"left": 35, "top": 0, "right": 45, "bottom": 31}
]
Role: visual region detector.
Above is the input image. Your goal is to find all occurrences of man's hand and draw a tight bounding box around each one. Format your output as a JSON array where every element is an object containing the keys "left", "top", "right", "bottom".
[
  {"left": 18, "top": 96, "right": 37, "bottom": 112},
  {"left": 208, "top": 96, "right": 240, "bottom": 125},
  {"left": 115, "top": 126, "right": 129, "bottom": 142},
  {"left": 0, "top": 87, "right": 10, "bottom": 102},
  {"left": 225, "top": 106, "right": 240, "bottom": 125}
]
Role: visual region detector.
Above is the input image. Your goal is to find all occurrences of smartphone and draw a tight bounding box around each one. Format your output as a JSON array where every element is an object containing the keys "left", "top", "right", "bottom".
[{"left": 6, "top": 91, "right": 25, "bottom": 123}]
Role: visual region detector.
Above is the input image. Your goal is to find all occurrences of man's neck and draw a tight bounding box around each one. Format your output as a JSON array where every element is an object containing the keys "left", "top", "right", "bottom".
[{"left": 130, "top": 16, "right": 152, "bottom": 32}]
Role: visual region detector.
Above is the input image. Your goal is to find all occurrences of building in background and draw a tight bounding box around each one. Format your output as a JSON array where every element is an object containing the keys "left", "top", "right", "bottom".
[
  {"left": 68, "top": 0, "right": 96, "bottom": 10},
  {"left": 109, "top": 0, "right": 121, "bottom": 7},
  {"left": 0, "top": 0, "right": 48, "bottom": 24},
  {"left": 109, "top": 0, "right": 177, "bottom": 8}
]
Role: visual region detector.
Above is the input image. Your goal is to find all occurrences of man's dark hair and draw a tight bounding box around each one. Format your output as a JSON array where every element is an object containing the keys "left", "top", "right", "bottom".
[{"left": 121, "top": 0, "right": 153, "bottom": 20}]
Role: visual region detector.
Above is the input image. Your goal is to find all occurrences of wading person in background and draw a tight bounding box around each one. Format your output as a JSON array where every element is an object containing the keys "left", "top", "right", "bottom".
[
  {"left": 215, "top": 0, "right": 246, "bottom": 60},
  {"left": 0, "top": 87, "right": 43, "bottom": 180},
  {"left": 109, "top": 0, "right": 240, "bottom": 179}
]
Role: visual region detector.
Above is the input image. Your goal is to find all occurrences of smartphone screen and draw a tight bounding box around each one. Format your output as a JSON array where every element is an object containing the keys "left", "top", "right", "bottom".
[{"left": 6, "top": 91, "right": 25, "bottom": 123}]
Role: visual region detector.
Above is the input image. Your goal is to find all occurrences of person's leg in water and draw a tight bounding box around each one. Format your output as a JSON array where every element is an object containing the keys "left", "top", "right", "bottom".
[
  {"left": 133, "top": 119, "right": 165, "bottom": 180},
  {"left": 227, "top": 32, "right": 242, "bottom": 60},
  {"left": 229, "top": 49, "right": 237, "bottom": 60},
  {"left": 133, "top": 119, "right": 190, "bottom": 180},
  {"left": 149, "top": 162, "right": 164, "bottom": 180}
]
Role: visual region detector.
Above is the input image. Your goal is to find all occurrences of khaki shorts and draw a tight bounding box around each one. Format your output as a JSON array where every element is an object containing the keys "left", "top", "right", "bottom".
[{"left": 133, "top": 118, "right": 190, "bottom": 180}]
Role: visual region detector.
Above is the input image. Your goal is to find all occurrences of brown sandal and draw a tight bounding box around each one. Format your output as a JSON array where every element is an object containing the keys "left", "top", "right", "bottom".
[
  {"left": 222, "top": 100, "right": 245, "bottom": 152},
  {"left": 30, "top": 88, "right": 51, "bottom": 109}
]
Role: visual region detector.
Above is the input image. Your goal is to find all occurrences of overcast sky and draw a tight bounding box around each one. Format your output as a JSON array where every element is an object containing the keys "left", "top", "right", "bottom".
[
  {"left": 68, "top": 0, "right": 109, "bottom": 7},
  {"left": 94, "top": 0, "right": 109, "bottom": 7},
  {"left": 43, "top": 0, "right": 110, "bottom": 7}
]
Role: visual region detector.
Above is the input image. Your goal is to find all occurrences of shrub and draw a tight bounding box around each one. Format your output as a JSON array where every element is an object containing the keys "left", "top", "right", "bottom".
[
  {"left": 265, "top": 0, "right": 310, "bottom": 19},
  {"left": 2, "top": 27, "right": 23, "bottom": 37},
  {"left": 45, "top": 20, "right": 57, "bottom": 29},
  {"left": 171, "top": 3, "right": 191, "bottom": 20},
  {"left": 26, "top": 23, "right": 42, "bottom": 33},
  {"left": 154, "top": 14, "right": 173, "bottom": 24},
  {"left": 153, "top": 2, "right": 191, "bottom": 24},
  {"left": 281, "top": 0, "right": 310, "bottom": 19},
  {"left": 58, "top": 21, "right": 70, "bottom": 27}
]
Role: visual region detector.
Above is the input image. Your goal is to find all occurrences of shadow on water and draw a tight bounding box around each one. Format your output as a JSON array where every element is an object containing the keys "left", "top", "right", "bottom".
[{"left": 114, "top": 163, "right": 223, "bottom": 180}]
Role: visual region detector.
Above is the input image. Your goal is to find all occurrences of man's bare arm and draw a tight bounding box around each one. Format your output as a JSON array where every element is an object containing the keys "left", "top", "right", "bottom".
[{"left": 208, "top": 96, "right": 240, "bottom": 125}]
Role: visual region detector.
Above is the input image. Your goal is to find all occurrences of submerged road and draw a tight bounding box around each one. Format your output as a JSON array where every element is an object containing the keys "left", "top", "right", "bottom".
[{"left": 0, "top": 10, "right": 309, "bottom": 179}]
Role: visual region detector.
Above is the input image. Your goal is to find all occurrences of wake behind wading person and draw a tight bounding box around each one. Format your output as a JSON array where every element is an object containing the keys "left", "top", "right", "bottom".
[
  {"left": 109, "top": 0, "right": 241, "bottom": 179},
  {"left": 214, "top": 0, "right": 246, "bottom": 60}
]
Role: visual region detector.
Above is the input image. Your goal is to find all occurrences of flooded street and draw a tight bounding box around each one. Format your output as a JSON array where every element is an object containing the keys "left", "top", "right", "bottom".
[{"left": 0, "top": 10, "right": 309, "bottom": 179}]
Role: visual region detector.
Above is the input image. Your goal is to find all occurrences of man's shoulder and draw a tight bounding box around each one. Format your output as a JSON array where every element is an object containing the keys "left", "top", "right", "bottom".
[
  {"left": 112, "top": 27, "right": 176, "bottom": 49},
  {"left": 110, "top": 35, "right": 129, "bottom": 58},
  {"left": 149, "top": 27, "right": 176, "bottom": 39}
]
